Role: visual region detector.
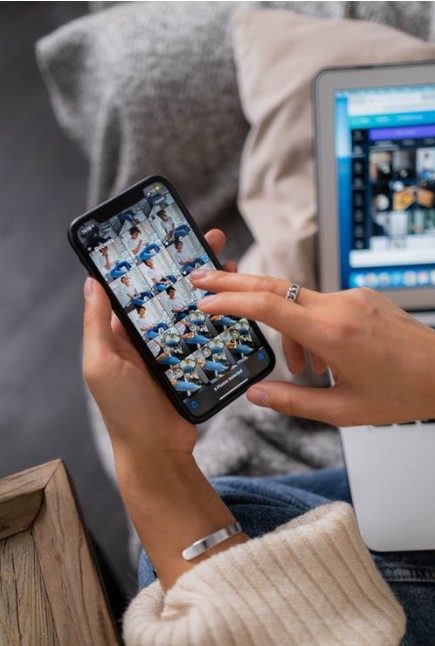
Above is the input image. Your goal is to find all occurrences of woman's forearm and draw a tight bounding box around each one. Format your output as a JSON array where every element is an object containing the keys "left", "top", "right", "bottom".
[{"left": 114, "top": 448, "right": 249, "bottom": 591}]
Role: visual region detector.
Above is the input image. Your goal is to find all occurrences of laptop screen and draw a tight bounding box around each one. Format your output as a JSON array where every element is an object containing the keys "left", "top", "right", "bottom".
[{"left": 335, "top": 84, "right": 435, "bottom": 291}]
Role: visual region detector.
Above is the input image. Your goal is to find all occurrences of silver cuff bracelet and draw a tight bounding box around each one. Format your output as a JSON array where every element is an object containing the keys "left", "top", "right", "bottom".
[{"left": 182, "top": 520, "right": 243, "bottom": 561}]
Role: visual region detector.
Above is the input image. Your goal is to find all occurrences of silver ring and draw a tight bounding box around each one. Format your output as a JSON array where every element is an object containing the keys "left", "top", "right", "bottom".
[{"left": 285, "top": 283, "right": 301, "bottom": 303}]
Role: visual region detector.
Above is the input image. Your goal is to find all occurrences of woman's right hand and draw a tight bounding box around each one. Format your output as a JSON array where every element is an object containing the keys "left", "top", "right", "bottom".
[{"left": 190, "top": 270, "right": 435, "bottom": 427}]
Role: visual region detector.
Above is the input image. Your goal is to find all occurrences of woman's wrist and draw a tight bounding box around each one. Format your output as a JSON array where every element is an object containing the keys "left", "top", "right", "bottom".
[
  {"left": 113, "top": 447, "right": 248, "bottom": 590},
  {"left": 114, "top": 447, "right": 198, "bottom": 501}
]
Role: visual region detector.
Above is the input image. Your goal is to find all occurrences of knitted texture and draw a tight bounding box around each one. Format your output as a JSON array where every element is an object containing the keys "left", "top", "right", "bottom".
[{"left": 123, "top": 503, "right": 405, "bottom": 645}]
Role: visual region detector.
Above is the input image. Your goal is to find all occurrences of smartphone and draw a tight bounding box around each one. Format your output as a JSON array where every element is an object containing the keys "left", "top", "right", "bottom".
[{"left": 68, "top": 176, "right": 275, "bottom": 423}]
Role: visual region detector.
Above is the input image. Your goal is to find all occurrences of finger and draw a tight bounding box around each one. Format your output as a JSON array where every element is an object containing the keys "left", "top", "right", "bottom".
[
  {"left": 246, "top": 381, "right": 346, "bottom": 426},
  {"left": 222, "top": 260, "right": 238, "bottom": 273},
  {"left": 191, "top": 269, "right": 287, "bottom": 297},
  {"left": 83, "top": 278, "right": 114, "bottom": 374},
  {"left": 310, "top": 352, "right": 328, "bottom": 375},
  {"left": 191, "top": 270, "right": 317, "bottom": 306},
  {"left": 282, "top": 336, "right": 306, "bottom": 374},
  {"left": 198, "top": 291, "right": 322, "bottom": 349},
  {"left": 204, "top": 229, "right": 226, "bottom": 256},
  {"left": 111, "top": 311, "right": 131, "bottom": 343},
  {"left": 204, "top": 230, "right": 238, "bottom": 274}
]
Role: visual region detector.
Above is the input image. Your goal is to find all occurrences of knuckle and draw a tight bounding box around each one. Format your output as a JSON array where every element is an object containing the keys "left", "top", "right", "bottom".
[
  {"left": 349, "top": 287, "right": 381, "bottom": 319},
  {"left": 351, "top": 287, "right": 375, "bottom": 304},
  {"left": 330, "top": 317, "right": 358, "bottom": 341},
  {"left": 260, "top": 276, "right": 279, "bottom": 294}
]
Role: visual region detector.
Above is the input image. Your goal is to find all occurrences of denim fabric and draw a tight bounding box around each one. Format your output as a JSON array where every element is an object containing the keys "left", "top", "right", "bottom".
[
  {"left": 173, "top": 225, "right": 190, "bottom": 239},
  {"left": 183, "top": 257, "right": 206, "bottom": 275},
  {"left": 137, "top": 468, "right": 435, "bottom": 645}
]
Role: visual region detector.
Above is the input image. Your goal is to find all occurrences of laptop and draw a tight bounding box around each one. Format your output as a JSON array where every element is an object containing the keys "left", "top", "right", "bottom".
[{"left": 314, "top": 62, "right": 435, "bottom": 551}]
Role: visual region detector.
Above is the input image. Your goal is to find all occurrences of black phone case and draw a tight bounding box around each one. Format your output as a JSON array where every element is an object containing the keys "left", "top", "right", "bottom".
[{"left": 68, "top": 175, "right": 275, "bottom": 423}]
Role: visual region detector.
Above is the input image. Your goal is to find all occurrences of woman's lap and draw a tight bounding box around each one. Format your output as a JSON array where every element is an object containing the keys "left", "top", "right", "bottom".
[{"left": 137, "top": 468, "right": 435, "bottom": 646}]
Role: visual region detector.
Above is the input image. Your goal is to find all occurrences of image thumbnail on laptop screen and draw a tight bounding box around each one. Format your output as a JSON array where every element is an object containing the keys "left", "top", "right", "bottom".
[{"left": 335, "top": 84, "right": 435, "bottom": 291}]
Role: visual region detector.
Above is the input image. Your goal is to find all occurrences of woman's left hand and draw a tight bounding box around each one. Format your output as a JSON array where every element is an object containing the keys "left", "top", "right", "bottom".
[
  {"left": 82, "top": 234, "right": 246, "bottom": 590},
  {"left": 83, "top": 229, "right": 236, "bottom": 464}
]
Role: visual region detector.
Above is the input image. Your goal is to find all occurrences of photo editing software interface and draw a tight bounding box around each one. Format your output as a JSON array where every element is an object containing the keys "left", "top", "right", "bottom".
[
  {"left": 335, "top": 84, "right": 435, "bottom": 290},
  {"left": 77, "top": 182, "right": 268, "bottom": 416}
]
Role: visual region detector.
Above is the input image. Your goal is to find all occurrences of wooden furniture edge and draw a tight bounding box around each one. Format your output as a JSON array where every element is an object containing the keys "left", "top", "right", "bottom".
[
  {"left": 0, "top": 460, "right": 122, "bottom": 645},
  {"left": 0, "top": 460, "right": 61, "bottom": 540},
  {"left": 33, "top": 460, "right": 122, "bottom": 645}
]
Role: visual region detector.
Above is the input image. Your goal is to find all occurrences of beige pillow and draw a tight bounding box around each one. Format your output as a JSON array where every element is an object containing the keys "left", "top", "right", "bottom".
[{"left": 233, "top": 9, "right": 435, "bottom": 379}]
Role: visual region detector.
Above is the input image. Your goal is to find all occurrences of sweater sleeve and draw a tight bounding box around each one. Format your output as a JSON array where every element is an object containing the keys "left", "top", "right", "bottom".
[{"left": 123, "top": 502, "right": 406, "bottom": 646}]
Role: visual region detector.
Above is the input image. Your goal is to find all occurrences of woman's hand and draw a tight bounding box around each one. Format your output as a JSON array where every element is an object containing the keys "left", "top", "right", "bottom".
[
  {"left": 83, "top": 229, "right": 236, "bottom": 463},
  {"left": 82, "top": 232, "right": 247, "bottom": 590},
  {"left": 190, "top": 270, "right": 435, "bottom": 427}
]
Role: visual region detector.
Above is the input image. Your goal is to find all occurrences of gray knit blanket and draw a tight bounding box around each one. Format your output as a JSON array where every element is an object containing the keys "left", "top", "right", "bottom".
[{"left": 38, "top": 1, "right": 434, "bottom": 480}]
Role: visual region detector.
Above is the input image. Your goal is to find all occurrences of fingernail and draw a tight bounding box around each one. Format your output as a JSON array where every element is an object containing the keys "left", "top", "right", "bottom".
[
  {"left": 247, "top": 387, "right": 269, "bottom": 407},
  {"left": 190, "top": 269, "right": 210, "bottom": 281},
  {"left": 84, "top": 276, "right": 94, "bottom": 299},
  {"left": 198, "top": 294, "right": 216, "bottom": 308}
]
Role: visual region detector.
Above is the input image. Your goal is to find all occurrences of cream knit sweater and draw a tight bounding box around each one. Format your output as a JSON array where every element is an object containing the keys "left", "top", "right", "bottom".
[{"left": 123, "top": 503, "right": 406, "bottom": 645}]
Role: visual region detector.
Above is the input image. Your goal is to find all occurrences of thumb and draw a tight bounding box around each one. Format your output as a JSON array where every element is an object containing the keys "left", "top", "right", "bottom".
[
  {"left": 246, "top": 381, "right": 345, "bottom": 426},
  {"left": 83, "top": 278, "right": 114, "bottom": 374}
]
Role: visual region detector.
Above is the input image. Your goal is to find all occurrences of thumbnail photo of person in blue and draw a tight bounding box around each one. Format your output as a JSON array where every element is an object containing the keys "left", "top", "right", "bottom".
[
  {"left": 417, "top": 148, "right": 435, "bottom": 181},
  {"left": 209, "top": 314, "right": 238, "bottom": 331},
  {"left": 166, "top": 356, "right": 208, "bottom": 397},
  {"left": 156, "top": 327, "right": 190, "bottom": 363},
  {"left": 91, "top": 239, "right": 132, "bottom": 282},
  {"left": 163, "top": 285, "right": 196, "bottom": 322},
  {"left": 112, "top": 272, "right": 154, "bottom": 312},
  {"left": 124, "top": 224, "right": 161, "bottom": 263},
  {"left": 178, "top": 309, "right": 219, "bottom": 350},
  {"left": 156, "top": 209, "right": 190, "bottom": 246},
  {"left": 221, "top": 325, "right": 256, "bottom": 361},
  {"left": 181, "top": 320, "right": 212, "bottom": 350},
  {"left": 166, "top": 369, "right": 201, "bottom": 396},
  {"left": 110, "top": 206, "right": 148, "bottom": 235},
  {"left": 130, "top": 300, "right": 170, "bottom": 341},
  {"left": 170, "top": 237, "right": 208, "bottom": 275},
  {"left": 142, "top": 257, "right": 178, "bottom": 293},
  {"left": 194, "top": 342, "right": 233, "bottom": 381},
  {"left": 147, "top": 338, "right": 181, "bottom": 367}
]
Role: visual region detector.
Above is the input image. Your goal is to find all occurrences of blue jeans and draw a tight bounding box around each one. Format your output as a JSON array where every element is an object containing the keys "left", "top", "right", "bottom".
[
  {"left": 109, "top": 260, "right": 131, "bottom": 279},
  {"left": 157, "top": 355, "right": 180, "bottom": 367},
  {"left": 183, "top": 257, "right": 206, "bottom": 274},
  {"left": 211, "top": 316, "right": 237, "bottom": 329},
  {"left": 146, "top": 323, "right": 169, "bottom": 340},
  {"left": 169, "top": 225, "right": 190, "bottom": 243},
  {"left": 184, "top": 334, "right": 209, "bottom": 346},
  {"left": 174, "top": 380, "right": 201, "bottom": 393},
  {"left": 131, "top": 291, "right": 154, "bottom": 306},
  {"left": 139, "top": 244, "right": 160, "bottom": 262},
  {"left": 137, "top": 468, "right": 435, "bottom": 646},
  {"left": 231, "top": 343, "right": 253, "bottom": 356}
]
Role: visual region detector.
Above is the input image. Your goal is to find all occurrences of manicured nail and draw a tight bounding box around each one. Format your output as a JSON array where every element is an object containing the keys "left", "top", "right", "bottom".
[
  {"left": 84, "top": 276, "right": 94, "bottom": 299},
  {"left": 247, "top": 387, "right": 269, "bottom": 407},
  {"left": 190, "top": 269, "right": 210, "bottom": 281}
]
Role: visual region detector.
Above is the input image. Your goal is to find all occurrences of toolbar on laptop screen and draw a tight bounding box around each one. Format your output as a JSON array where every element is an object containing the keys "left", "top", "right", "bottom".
[{"left": 335, "top": 84, "right": 435, "bottom": 290}]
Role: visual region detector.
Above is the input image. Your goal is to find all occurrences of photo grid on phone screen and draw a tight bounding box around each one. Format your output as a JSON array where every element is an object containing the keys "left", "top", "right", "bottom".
[{"left": 77, "top": 183, "right": 264, "bottom": 407}]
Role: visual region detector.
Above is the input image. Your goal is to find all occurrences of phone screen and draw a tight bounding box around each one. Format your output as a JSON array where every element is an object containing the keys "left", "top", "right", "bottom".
[{"left": 73, "top": 179, "right": 274, "bottom": 421}]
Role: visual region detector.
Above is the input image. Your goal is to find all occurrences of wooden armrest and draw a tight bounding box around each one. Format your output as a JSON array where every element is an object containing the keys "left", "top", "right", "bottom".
[{"left": 0, "top": 459, "right": 121, "bottom": 645}]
